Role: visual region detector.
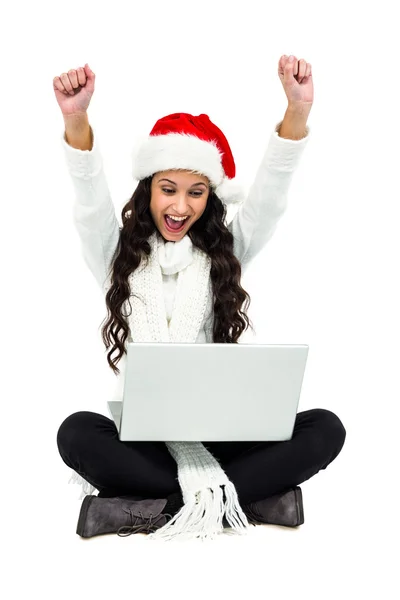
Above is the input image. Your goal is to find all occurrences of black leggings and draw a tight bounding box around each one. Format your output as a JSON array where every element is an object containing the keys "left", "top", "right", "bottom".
[{"left": 57, "top": 408, "right": 346, "bottom": 506}]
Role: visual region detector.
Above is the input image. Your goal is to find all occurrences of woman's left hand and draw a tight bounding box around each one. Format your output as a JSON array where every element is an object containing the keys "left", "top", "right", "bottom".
[{"left": 278, "top": 55, "right": 314, "bottom": 111}]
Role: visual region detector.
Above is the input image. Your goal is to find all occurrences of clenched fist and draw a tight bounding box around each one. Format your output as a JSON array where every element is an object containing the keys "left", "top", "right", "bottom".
[
  {"left": 53, "top": 63, "right": 96, "bottom": 117},
  {"left": 278, "top": 55, "right": 313, "bottom": 109}
]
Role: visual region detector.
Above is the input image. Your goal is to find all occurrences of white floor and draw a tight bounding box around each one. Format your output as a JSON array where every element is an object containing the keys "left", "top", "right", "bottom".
[{"left": 5, "top": 448, "right": 397, "bottom": 600}]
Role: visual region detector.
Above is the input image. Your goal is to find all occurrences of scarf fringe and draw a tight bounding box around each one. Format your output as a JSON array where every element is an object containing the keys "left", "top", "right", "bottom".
[
  {"left": 148, "top": 481, "right": 250, "bottom": 542},
  {"left": 68, "top": 470, "right": 97, "bottom": 500}
]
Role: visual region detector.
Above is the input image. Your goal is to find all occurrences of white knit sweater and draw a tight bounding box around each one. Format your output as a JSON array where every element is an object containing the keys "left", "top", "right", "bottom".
[{"left": 61, "top": 119, "right": 310, "bottom": 403}]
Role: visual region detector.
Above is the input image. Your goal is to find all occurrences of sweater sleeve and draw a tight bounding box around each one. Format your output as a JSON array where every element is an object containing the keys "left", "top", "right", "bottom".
[
  {"left": 61, "top": 125, "right": 120, "bottom": 292},
  {"left": 228, "top": 119, "right": 311, "bottom": 272}
]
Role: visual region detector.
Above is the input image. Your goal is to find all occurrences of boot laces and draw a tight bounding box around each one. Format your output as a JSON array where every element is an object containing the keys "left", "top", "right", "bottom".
[{"left": 117, "top": 508, "right": 173, "bottom": 537}]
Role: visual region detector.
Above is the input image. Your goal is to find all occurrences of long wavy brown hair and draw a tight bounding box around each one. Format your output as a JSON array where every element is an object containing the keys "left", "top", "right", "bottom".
[{"left": 100, "top": 174, "right": 255, "bottom": 375}]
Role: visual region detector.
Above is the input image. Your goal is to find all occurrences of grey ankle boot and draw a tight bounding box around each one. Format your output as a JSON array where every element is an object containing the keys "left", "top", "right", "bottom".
[
  {"left": 76, "top": 495, "right": 173, "bottom": 538},
  {"left": 243, "top": 486, "right": 304, "bottom": 528}
]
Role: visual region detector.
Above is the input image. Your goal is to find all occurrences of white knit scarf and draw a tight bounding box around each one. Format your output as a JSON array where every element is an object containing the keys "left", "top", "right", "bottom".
[{"left": 71, "top": 230, "right": 250, "bottom": 541}]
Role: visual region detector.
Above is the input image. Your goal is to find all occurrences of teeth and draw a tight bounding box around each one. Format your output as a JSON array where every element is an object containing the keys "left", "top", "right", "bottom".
[{"left": 167, "top": 215, "right": 188, "bottom": 222}]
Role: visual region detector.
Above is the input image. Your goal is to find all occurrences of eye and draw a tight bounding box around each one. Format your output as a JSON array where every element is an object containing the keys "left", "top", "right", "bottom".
[{"left": 162, "top": 188, "right": 203, "bottom": 197}]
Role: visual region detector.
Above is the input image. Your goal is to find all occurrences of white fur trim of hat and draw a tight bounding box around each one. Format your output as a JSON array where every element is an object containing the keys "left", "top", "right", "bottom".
[{"left": 131, "top": 133, "right": 245, "bottom": 205}]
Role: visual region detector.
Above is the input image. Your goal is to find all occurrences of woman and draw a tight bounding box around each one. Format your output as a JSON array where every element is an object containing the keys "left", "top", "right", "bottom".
[{"left": 54, "top": 57, "right": 346, "bottom": 542}]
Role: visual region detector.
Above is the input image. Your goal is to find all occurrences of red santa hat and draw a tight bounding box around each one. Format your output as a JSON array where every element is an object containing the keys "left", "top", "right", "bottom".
[{"left": 131, "top": 112, "right": 245, "bottom": 204}]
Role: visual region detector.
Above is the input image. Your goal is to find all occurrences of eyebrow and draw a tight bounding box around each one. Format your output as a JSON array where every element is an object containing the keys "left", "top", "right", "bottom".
[{"left": 157, "top": 177, "right": 208, "bottom": 188}]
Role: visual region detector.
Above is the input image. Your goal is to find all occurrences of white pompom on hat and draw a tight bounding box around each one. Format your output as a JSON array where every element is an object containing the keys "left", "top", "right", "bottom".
[{"left": 131, "top": 113, "right": 245, "bottom": 205}]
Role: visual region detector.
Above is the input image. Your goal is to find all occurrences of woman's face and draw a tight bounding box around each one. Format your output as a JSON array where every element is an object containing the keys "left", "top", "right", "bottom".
[{"left": 150, "top": 169, "right": 210, "bottom": 241}]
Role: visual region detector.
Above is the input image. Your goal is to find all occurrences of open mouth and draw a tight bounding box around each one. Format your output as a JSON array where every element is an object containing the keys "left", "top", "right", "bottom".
[{"left": 164, "top": 215, "right": 190, "bottom": 233}]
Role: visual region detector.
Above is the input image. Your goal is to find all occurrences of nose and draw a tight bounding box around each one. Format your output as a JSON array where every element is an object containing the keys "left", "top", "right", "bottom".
[{"left": 172, "top": 191, "right": 191, "bottom": 215}]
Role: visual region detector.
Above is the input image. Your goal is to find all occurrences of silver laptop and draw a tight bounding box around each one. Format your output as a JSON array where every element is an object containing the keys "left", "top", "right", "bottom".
[{"left": 108, "top": 343, "right": 309, "bottom": 442}]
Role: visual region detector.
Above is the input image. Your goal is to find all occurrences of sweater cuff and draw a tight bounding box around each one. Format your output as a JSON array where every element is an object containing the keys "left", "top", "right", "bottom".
[
  {"left": 264, "top": 119, "right": 311, "bottom": 172},
  {"left": 60, "top": 124, "right": 103, "bottom": 179}
]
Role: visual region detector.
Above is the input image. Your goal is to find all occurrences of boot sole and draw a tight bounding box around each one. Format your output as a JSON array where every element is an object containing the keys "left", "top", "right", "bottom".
[{"left": 76, "top": 495, "right": 96, "bottom": 538}]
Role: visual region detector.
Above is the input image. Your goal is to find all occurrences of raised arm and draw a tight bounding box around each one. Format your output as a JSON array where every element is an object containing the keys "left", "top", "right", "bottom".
[
  {"left": 61, "top": 113, "right": 120, "bottom": 292},
  {"left": 228, "top": 55, "right": 314, "bottom": 271},
  {"left": 54, "top": 64, "right": 120, "bottom": 293},
  {"left": 228, "top": 109, "right": 310, "bottom": 272}
]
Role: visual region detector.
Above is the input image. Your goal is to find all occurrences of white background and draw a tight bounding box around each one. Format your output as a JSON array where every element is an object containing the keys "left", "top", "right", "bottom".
[{"left": 1, "top": 0, "right": 399, "bottom": 598}]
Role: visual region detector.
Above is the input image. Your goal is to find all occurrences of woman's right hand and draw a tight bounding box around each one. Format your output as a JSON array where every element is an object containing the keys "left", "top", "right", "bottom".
[{"left": 53, "top": 63, "right": 95, "bottom": 117}]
